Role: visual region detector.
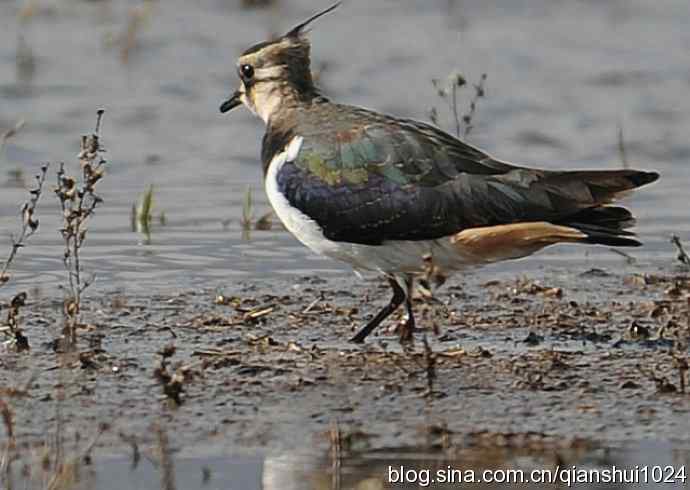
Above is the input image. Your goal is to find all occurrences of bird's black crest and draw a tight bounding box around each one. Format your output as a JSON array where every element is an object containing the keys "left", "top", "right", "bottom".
[{"left": 284, "top": 2, "right": 342, "bottom": 38}]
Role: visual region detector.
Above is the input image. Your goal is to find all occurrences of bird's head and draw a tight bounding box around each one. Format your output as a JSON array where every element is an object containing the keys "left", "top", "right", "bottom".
[{"left": 220, "top": 2, "right": 340, "bottom": 124}]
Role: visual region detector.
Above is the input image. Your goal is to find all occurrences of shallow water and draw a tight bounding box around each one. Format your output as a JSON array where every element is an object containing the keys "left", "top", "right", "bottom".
[
  {"left": 11, "top": 440, "right": 690, "bottom": 489},
  {"left": 0, "top": 0, "right": 688, "bottom": 294}
]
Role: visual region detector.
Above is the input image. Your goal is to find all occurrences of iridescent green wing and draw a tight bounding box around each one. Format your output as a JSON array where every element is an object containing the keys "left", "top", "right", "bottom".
[{"left": 293, "top": 118, "right": 510, "bottom": 188}]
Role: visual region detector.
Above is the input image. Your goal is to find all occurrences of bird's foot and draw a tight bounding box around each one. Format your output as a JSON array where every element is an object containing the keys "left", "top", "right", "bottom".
[
  {"left": 394, "top": 318, "right": 416, "bottom": 344},
  {"left": 349, "top": 330, "right": 367, "bottom": 344}
]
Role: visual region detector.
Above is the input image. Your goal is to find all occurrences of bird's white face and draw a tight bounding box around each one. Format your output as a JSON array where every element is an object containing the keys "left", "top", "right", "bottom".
[
  {"left": 220, "top": 39, "right": 298, "bottom": 124},
  {"left": 237, "top": 64, "right": 288, "bottom": 124}
]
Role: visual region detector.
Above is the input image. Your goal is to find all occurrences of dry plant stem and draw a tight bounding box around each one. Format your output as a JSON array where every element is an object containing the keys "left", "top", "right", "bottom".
[
  {"left": 44, "top": 381, "right": 66, "bottom": 490},
  {"left": 617, "top": 124, "right": 629, "bottom": 169},
  {"left": 609, "top": 247, "right": 636, "bottom": 265},
  {"left": 329, "top": 420, "right": 342, "bottom": 490},
  {"left": 462, "top": 73, "right": 487, "bottom": 137},
  {"left": 55, "top": 110, "right": 106, "bottom": 339},
  {"left": 0, "top": 164, "right": 49, "bottom": 286},
  {"left": 450, "top": 80, "right": 461, "bottom": 138},
  {"left": 670, "top": 235, "right": 690, "bottom": 267},
  {"left": 156, "top": 425, "right": 177, "bottom": 490},
  {"left": 422, "top": 335, "right": 436, "bottom": 397},
  {"left": 0, "top": 119, "right": 26, "bottom": 156},
  {"left": 430, "top": 72, "right": 486, "bottom": 138},
  {"left": 0, "top": 399, "right": 15, "bottom": 485},
  {"left": 5, "top": 292, "right": 29, "bottom": 351}
]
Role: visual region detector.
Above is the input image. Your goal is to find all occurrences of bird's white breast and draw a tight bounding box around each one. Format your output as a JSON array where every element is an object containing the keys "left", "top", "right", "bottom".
[{"left": 264, "top": 136, "right": 342, "bottom": 258}]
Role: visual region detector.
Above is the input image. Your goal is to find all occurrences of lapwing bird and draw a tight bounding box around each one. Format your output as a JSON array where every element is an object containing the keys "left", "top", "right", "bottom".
[{"left": 220, "top": 3, "right": 659, "bottom": 343}]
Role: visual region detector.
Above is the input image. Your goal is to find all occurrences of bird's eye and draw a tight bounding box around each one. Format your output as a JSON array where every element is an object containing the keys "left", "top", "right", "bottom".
[{"left": 240, "top": 64, "right": 254, "bottom": 80}]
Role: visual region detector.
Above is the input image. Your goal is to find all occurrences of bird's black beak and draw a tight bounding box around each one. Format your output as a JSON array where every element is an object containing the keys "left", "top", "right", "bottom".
[{"left": 219, "top": 90, "right": 242, "bottom": 113}]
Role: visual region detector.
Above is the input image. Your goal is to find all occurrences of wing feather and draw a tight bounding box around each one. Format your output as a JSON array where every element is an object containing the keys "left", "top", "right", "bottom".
[{"left": 272, "top": 109, "right": 657, "bottom": 245}]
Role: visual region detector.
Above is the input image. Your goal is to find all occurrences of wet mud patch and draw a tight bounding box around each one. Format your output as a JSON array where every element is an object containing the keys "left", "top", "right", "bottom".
[{"left": 1, "top": 267, "right": 688, "bottom": 467}]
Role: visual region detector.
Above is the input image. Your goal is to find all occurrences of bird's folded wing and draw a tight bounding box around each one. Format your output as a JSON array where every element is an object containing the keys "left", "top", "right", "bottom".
[{"left": 277, "top": 120, "right": 654, "bottom": 245}]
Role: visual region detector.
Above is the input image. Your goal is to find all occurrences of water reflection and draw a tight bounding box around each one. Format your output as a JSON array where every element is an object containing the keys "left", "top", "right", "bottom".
[
  {"left": 264, "top": 440, "right": 689, "bottom": 490},
  {"left": 11, "top": 440, "right": 687, "bottom": 490}
]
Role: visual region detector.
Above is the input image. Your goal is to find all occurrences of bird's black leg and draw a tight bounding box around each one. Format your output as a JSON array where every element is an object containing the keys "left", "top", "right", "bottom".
[
  {"left": 350, "top": 277, "right": 406, "bottom": 343},
  {"left": 398, "top": 276, "right": 416, "bottom": 343}
]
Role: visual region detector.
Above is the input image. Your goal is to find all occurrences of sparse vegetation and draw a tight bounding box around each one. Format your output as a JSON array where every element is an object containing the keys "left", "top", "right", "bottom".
[
  {"left": 0, "top": 120, "right": 26, "bottom": 157},
  {"left": 120, "top": 1, "right": 155, "bottom": 64},
  {"left": 0, "top": 120, "right": 29, "bottom": 187},
  {"left": 0, "top": 164, "right": 48, "bottom": 287},
  {"left": 239, "top": 186, "right": 275, "bottom": 238},
  {"left": 671, "top": 235, "right": 690, "bottom": 268},
  {"left": 430, "top": 71, "right": 487, "bottom": 138},
  {"left": 54, "top": 110, "right": 107, "bottom": 346},
  {"left": 0, "top": 163, "right": 48, "bottom": 353},
  {"left": 133, "top": 183, "right": 155, "bottom": 239},
  {"left": 617, "top": 123, "right": 630, "bottom": 169},
  {"left": 241, "top": 186, "right": 253, "bottom": 232}
]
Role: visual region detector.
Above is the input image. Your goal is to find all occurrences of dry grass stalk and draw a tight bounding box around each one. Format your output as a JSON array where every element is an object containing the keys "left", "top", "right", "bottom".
[
  {"left": 617, "top": 124, "right": 629, "bottom": 169},
  {"left": 0, "top": 164, "right": 48, "bottom": 286},
  {"left": 241, "top": 186, "right": 253, "bottom": 232},
  {"left": 119, "top": 432, "right": 141, "bottom": 469},
  {"left": 0, "top": 120, "right": 26, "bottom": 156},
  {"left": 670, "top": 235, "right": 690, "bottom": 268},
  {"left": 155, "top": 424, "right": 177, "bottom": 490},
  {"left": 55, "top": 110, "right": 107, "bottom": 345},
  {"left": 609, "top": 247, "right": 636, "bottom": 265},
  {"left": 4, "top": 292, "right": 29, "bottom": 352},
  {"left": 462, "top": 73, "right": 487, "bottom": 137},
  {"left": 329, "top": 420, "right": 342, "bottom": 490},
  {"left": 422, "top": 335, "right": 437, "bottom": 397},
  {"left": 431, "top": 71, "right": 466, "bottom": 137},
  {"left": 153, "top": 345, "right": 185, "bottom": 405},
  {"left": 121, "top": 1, "right": 155, "bottom": 64},
  {"left": 0, "top": 163, "right": 48, "bottom": 352},
  {"left": 0, "top": 399, "right": 16, "bottom": 486},
  {"left": 430, "top": 72, "right": 487, "bottom": 138}
]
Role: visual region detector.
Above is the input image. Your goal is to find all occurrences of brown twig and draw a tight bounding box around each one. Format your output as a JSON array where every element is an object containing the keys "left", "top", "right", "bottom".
[
  {"left": 155, "top": 424, "right": 177, "bottom": 490},
  {"left": 670, "top": 235, "right": 690, "bottom": 268},
  {"left": 431, "top": 72, "right": 466, "bottom": 138},
  {"left": 329, "top": 420, "right": 342, "bottom": 490},
  {"left": 462, "top": 73, "right": 487, "bottom": 137},
  {"left": 0, "top": 399, "right": 15, "bottom": 484},
  {"left": 0, "top": 164, "right": 49, "bottom": 286},
  {"left": 422, "top": 335, "right": 437, "bottom": 397},
  {"left": 672, "top": 353, "right": 688, "bottom": 395},
  {"left": 0, "top": 120, "right": 26, "bottom": 156},
  {"left": 4, "top": 292, "right": 29, "bottom": 352},
  {"left": 153, "top": 345, "right": 186, "bottom": 405},
  {"left": 430, "top": 72, "right": 487, "bottom": 138},
  {"left": 55, "top": 110, "right": 107, "bottom": 344},
  {"left": 609, "top": 247, "right": 636, "bottom": 265}
]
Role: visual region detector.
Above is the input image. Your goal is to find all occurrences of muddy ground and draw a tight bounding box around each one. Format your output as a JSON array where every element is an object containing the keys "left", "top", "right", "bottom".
[{"left": 2, "top": 264, "right": 689, "bottom": 466}]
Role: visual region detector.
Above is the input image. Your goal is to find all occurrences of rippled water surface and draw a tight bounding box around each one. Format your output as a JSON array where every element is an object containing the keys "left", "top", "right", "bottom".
[{"left": 0, "top": 0, "right": 688, "bottom": 294}]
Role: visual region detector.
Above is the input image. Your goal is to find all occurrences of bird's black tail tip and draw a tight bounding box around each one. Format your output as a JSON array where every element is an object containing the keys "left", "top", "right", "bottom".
[
  {"left": 561, "top": 205, "right": 644, "bottom": 247},
  {"left": 628, "top": 170, "right": 660, "bottom": 188},
  {"left": 583, "top": 232, "right": 642, "bottom": 247}
]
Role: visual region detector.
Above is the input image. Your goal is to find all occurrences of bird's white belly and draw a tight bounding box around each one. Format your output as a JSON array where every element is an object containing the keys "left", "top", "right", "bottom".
[{"left": 265, "top": 136, "right": 478, "bottom": 275}]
